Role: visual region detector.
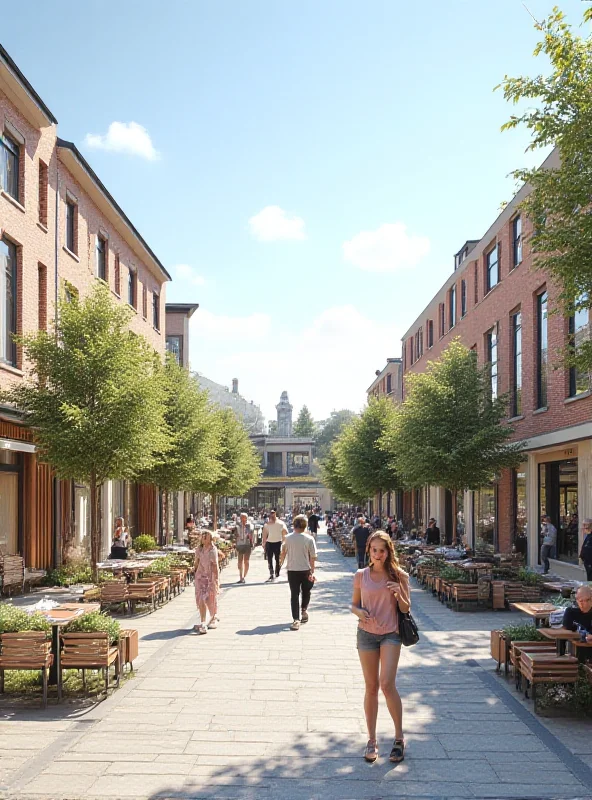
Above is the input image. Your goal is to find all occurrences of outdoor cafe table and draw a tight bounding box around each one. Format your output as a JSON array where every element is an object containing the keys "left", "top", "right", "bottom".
[
  {"left": 510, "top": 602, "right": 558, "bottom": 628},
  {"left": 454, "top": 562, "right": 493, "bottom": 581},
  {"left": 96, "top": 559, "right": 158, "bottom": 582},
  {"left": 35, "top": 602, "right": 101, "bottom": 688},
  {"left": 538, "top": 627, "right": 588, "bottom": 657}
]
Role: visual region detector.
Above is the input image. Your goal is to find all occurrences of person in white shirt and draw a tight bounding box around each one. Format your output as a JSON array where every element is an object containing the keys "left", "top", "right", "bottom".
[
  {"left": 262, "top": 509, "right": 288, "bottom": 582},
  {"left": 280, "top": 514, "right": 318, "bottom": 630}
]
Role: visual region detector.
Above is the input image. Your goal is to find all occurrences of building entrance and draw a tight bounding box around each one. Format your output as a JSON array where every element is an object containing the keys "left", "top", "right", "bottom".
[{"left": 538, "top": 458, "right": 579, "bottom": 565}]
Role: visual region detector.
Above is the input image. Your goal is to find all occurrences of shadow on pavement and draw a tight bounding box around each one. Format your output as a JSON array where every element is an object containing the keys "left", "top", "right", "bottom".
[
  {"left": 141, "top": 628, "right": 195, "bottom": 641},
  {"left": 235, "top": 623, "right": 291, "bottom": 636}
]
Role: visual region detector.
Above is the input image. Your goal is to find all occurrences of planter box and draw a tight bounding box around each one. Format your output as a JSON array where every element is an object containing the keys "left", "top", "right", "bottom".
[{"left": 490, "top": 630, "right": 507, "bottom": 668}]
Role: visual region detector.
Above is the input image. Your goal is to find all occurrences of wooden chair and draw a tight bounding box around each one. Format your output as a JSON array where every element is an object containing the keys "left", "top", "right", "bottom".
[
  {"left": 118, "top": 629, "right": 139, "bottom": 675},
  {"left": 520, "top": 652, "right": 579, "bottom": 711},
  {"left": 450, "top": 584, "right": 479, "bottom": 611},
  {"left": 0, "top": 556, "right": 25, "bottom": 596},
  {"left": 128, "top": 582, "right": 157, "bottom": 613},
  {"left": 0, "top": 632, "right": 53, "bottom": 708},
  {"left": 60, "top": 632, "right": 120, "bottom": 695},
  {"left": 100, "top": 581, "right": 130, "bottom": 615},
  {"left": 510, "top": 640, "right": 556, "bottom": 689}
]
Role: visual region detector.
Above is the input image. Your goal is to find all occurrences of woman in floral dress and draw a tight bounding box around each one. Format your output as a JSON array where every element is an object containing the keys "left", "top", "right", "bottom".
[{"left": 194, "top": 531, "right": 220, "bottom": 634}]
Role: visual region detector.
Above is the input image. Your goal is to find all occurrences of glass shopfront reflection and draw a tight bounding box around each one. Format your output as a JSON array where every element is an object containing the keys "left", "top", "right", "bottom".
[
  {"left": 538, "top": 458, "right": 578, "bottom": 565},
  {"left": 473, "top": 484, "right": 497, "bottom": 554},
  {"left": 0, "top": 450, "right": 21, "bottom": 555}
]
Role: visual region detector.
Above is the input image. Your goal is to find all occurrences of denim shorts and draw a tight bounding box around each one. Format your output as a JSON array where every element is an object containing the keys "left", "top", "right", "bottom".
[{"left": 357, "top": 627, "right": 402, "bottom": 651}]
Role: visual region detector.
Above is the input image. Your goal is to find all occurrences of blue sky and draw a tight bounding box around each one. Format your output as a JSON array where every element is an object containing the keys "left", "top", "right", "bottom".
[{"left": 3, "top": 0, "right": 587, "bottom": 422}]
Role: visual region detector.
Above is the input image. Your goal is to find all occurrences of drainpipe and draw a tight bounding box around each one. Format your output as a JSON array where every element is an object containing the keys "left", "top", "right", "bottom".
[{"left": 54, "top": 157, "right": 59, "bottom": 333}]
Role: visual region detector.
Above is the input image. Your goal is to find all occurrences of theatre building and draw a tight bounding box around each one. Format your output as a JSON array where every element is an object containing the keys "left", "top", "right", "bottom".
[
  {"left": 0, "top": 45, "right": 169, "bottom": 569},
  {"left": 401, "top": 149, "right": 591, "bottom": 580}
]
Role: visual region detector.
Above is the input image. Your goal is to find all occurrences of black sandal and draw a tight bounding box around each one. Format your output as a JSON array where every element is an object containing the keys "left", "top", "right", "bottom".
[{"left": 389, "top": 738, "right": 405, "bottom": 763}]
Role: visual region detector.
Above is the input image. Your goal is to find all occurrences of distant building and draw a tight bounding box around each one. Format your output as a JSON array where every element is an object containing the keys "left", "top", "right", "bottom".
[
  {"left": 165, "top": 303, "right": 199, "bottom": 368},
  {"left": 367, "top": 358, "right": 403, "bottom": 403},
  {"left": 194, "top": 374, "right": 265, "bottom": 434},
  {"left": 276, "top": 391, "right": 293, "bottom": 436}
]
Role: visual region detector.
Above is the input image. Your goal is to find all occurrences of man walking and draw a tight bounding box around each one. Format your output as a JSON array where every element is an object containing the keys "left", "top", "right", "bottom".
[
  {"left": 540, "top": 514, "right": 557, "bottom": 575},
  {"left": 352, "top": 516, "right": 370, "bottom": 570},
  {"left": 262, "top": 509, "right": 288, "bottom": 582},
  {"left": 579, "top": 518, "right": 592, "bottom": 581},
  {"left": 235, "top": 512, "right": 254, "bottom": 584},
  {"left": 280, "top": 514, "right": 317, "bottom": 630},
  {"left": 307, "top": 510, "right": 320, "bottom": 541}
]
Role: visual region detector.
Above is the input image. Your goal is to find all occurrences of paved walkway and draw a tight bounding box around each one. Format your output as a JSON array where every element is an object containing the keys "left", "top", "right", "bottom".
[{"left": 1, "top": 531, "right": 592, "bottom": 800}]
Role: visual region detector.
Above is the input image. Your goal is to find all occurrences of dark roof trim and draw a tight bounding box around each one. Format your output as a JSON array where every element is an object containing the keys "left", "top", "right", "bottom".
[
  {"left": 165, "top": 303, "right": 200, "bottom": 318},
  {"left": 0, "top": 44, "right": 58, "bottom": 124},
  {"left": 57, "top": 138, "right": 171, "bottom": 281}
]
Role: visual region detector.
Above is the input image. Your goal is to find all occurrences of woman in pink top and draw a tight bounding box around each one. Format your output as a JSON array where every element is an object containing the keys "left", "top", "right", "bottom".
[
  {"left": 351, "top": 531, "right": 410, "bottom": 764},
  {"left": 194, "top": 531, "right": 220, "bottom": 635}
]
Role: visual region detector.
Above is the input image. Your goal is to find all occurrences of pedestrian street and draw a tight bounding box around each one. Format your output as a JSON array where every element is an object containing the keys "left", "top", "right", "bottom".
[{"left": 1, "top": 529, "right": 592, "bottom": 800}]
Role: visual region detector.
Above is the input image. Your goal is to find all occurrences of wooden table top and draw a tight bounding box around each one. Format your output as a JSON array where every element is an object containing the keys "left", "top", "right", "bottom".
[
  {"left": 510, "top": 602, "right": 558, "bottom": 617},
  {"left": 539, "top": 627, "right": 581, "bottom": 641},
  {"left": 37, "top": 602, "right": 101, "bottom": 626},
  {"left": 455, "top": 562, "right": 493, "bottom": 571}
]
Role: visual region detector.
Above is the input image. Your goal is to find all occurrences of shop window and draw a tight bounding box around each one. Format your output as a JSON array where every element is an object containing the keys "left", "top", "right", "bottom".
[
  {"left": 473, "top": 484, "right": 497, "bottom": 554},
  {"left": 0, "top": 471, "right": 19, "bottom": 554},
  {"left": 539, "top": 459, "right": 579, "bottom": 565}
]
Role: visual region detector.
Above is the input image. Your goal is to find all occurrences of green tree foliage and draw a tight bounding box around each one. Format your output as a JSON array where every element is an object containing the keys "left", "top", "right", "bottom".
[
  {"left": 498, "top": 4, "right": 592, "bottom": 369},
  {"left": 314, "top": 409, "right": 357, "bottom": 460},
  {"left": 5, "top": 284, "right": 168, "bottom": 571},
  {"left": 321, "top": 399, "right": 399, "bottom": 502},
  {"left": 293, "top": 405, "right": 316, "bottom": 437},
  {"left": 201, "top": 408, "right": 262, "bottom": 528},
  {"left": 141, "top": 357, "right": 223, "bottom": 541},
  {"left": 386, "top": 341, "right": 523, "bottom": 495}
]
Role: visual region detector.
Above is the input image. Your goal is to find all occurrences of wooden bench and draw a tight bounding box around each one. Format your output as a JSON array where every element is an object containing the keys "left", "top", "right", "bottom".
[
  {"left": 0, "top": 556, "right": 25, "bottom": 596},
  {"left": 450, "top": 584, "right": 479, "bottom": 611},
  {"left": 520, "top": 652, "right": 579, "bottom": 711},
  {"left": 0, "top": 632, "right": 53, "bottom": 708},
  {"left": 60, "top": 632, "right": 120, "bottom": 695},
  {"left": 100, "top": 581, "right": 130, "bottom": 615},
  {"left": 118, "top": 629, "right": 139, "bottom": 675}
]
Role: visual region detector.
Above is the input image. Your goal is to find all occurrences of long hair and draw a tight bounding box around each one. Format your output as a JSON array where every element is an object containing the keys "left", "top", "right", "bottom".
[
  {"left": 199, "top": 530, "right": 213, "bottom": 551},
  {"left": 367, "top": 531, "right": 400, "bottom": 582}
]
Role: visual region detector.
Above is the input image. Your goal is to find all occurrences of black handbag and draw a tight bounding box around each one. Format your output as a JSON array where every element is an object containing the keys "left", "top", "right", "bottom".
[{"left": 398, "top": 609, "right": 419, "bottom": 647}]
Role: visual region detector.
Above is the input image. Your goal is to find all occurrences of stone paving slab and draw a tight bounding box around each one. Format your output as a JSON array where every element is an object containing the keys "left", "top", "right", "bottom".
[{"left": 1, "top": 528, "right": 592, "bottom": 800}]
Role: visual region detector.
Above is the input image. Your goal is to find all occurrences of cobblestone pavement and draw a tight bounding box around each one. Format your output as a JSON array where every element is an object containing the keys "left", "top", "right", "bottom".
[{"left": 1, "top": 529, "right": 592, "bottom": 800}]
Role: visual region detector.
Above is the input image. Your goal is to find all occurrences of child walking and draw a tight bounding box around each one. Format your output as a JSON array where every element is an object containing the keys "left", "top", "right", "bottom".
[{"left": 194, "top": 531, "right": 220, "bottom": 634}]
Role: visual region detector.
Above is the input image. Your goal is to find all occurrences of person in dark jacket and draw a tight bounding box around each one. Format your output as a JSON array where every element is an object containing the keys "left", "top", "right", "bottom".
[
  {"left": 425, "top": 518, "right": 440, "bottom": 546},
  {"left": 579, "top": 518, "right": 592, "bottom": 581},
  {"left": 563, "top": 585, "right": 592, "bottom": 636},
  {"left": 353, "top": 517, "right": 371, "bottom": 569}
]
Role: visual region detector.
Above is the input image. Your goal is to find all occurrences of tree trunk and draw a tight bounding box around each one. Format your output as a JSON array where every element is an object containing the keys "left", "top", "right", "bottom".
[
  {"left": 89, "top": 471, "right": 101, "bottom": 581},
  {"left": 212, "top": 494, "right": 218, "bottom": 530},
  {"left": 451, "top": 489, "right": 458, "bottom": 546}
]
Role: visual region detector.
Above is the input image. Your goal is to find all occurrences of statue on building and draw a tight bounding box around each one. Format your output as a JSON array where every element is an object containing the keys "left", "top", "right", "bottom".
[{"left": 276, "top": 391, "right": 293, "bottom": 437}]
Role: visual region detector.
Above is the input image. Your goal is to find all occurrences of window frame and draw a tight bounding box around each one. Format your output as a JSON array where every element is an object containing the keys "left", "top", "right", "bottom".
[
  {"left": 486, "top": 326, "right": 498, "bottom": 400},
  {"left": 485, "top": 244, "right": 499, "bottom": 293},
  {"left": 96, "top": 234, "right": 107, "bottom": 282},
  {"left": 427, "top": 319, "right": 434, "bottom": 348},
  {"left": 449, "top": 285, "right": 456, "bottom": 329},
  {"left": 66, "top": 200, "right": 77, "bottom": 254},
  {"left": 0, "top": 237, "right": 18, "bottom": 367},
  {"left": 511, "top": 310, "right": 522, "bottom": 416},
  {"left": 166, "top": 335, "right": 183, "bottom": 364},
  {"left": 512, "top": 216, "right": 522, "bottom": 268},
  {"left": 127, "top": 267, "right": 137, "bottom": 309},
  {"left": 0, "top": 131, "right": 20, "bottom": 202},
  {"left": 536, "top": 290, "right": 548, "bottom": 409},
  {"left": 568, "top": 302, "right": 590, "bottom": 397},
  {"left": 152, "top": 292, "right": 160, "bottom": 331},
  {"left": 461, "top": 279, "right": 467, "bottom": 317}
]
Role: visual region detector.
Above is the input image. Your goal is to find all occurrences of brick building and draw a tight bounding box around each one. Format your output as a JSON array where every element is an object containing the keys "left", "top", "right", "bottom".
[
  {"left": 401, "top": 149, "right": 590, "bottom": 579},
  {"left": 0, "top": 44, "right": 170, "bottom": 568}
]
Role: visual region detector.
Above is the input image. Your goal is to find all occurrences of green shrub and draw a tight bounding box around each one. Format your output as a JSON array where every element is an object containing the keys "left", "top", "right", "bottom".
[
  {"left": 43, "top": 559, "right": 93, "bottom": 587},
  {"left": 133, "top": 534, "right": 157, "bottom": 553},
  {"left": 64, "top": 610, "right": 120, "bottom": 644},
  {"left": 438, "top": 566, "right": 471, "bottom": 583},
  {"left": 517, "top": 568, "right": 544, "bottom": 586},
  {"left": 142, "top": 556, "right": 174, "bottom": 576},
  {"left": 0, "top": 604, "right": 51, "bottom": 635},
  {"left": 501, "top": 622, "right": 545, "bottom": 642}
]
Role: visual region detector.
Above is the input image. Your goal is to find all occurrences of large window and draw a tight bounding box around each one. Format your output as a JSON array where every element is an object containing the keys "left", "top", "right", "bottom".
[
  {"left": 539, "top": 459, "right": 579, "bottom": 565},
  {"left": 569, "top": 303, "right": 590, "bottom": 397},
  {"left": 152, "top": 292, "right": 160, "bottom": 330},
  {"left": 166, "top": 335, "right": 182, "bottom": 365},
  {"left": 128, "top": 269, "right": 136, "bottom": 309},
  {"left": 449, "top": 285, "right": 456, "bottom": 329},
  {"left": 427, "top": 319, "right": 434, "bottom": 348},
  {"left": 513, "top": 468, "right": 527, "bottom": 557},
  {"left": 486, "top": 245, "right": 499, "bottom": 292},
  {"left": 461, "top": 279, "right": 467, "bottom": 317},
  {"left": 512, "top": 216, "right": 522, "bottom": 267},
  {"left": 66, "top": 200, "right": 77, "bottom": 254},
  {"left": 486, "top": 327, "right": 498, "bottom": 399},
  {"left": 0, "top": 238, "right": 18, "bottom": 367},
  {"left": 287, "top": 452, "right": 310, "bottom": 477},
  {"left": 96, "top": 235, "right": 107, "bottom": 281},
  {"left": 511, "top": 311, "right": 522, "bottom": 416},
  {"left": 474, "top": 484, "right": 497, "bottom": 554},
  {"left": 537, "top": 291, "right": 548, "bottom": 408},
  {"left": 386, "top": 373, "right": 392, "bottom": 394},
  {"left": 439, "top": 303, "right": 445, "bottom": 337},
  {"left": 0, "top": 132, "right": 19, "bottom": 201}
]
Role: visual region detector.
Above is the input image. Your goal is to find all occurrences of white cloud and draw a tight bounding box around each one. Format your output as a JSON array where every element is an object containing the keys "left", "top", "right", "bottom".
[
  {"left": 171, "top": 264, "right": 206, "bottom": 287},
  {"left": 84, "top": 122, "right": 160, "bottom": 161},
  {"left": 248, "top": 206, "right": 306, "bottom": 242},
  {"left": 187, "top": 304, "right": 402, "bottom": 421},
  {"left": 343, "top": 221, "right": 430, "bottom": 272}
]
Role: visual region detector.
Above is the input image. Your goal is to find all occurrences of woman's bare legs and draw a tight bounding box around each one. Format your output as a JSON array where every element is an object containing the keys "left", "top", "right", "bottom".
[
  {"left": 243, "top": 551, "right": 251, "bottom": 579},
  {"left": 237, "top": 552, "right": 244, "bottom": 580},
  {"left": 358, "top": 649, "right": 380, "bottom": 741},
  {"left": 379, "top": 644, "right": 403, "bottom": 740},
  {"left": 198, "top": 600, "right": 207, "bottom": 625}
]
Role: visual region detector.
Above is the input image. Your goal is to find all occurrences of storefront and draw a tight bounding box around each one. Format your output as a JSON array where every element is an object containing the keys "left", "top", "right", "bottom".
[
  {"left": 473, "top": 483, "right": 497, "bottom": 554},
  {"left": 0, "top": 449, "right": 22, "bottom": 555}
]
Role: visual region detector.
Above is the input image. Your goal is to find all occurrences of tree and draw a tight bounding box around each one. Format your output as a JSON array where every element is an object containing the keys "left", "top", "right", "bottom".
[
  {"left": 338, "top": 398, "right": 400, "bottom": 503},
  {"left": 385, "top": 341, "right": 523, "bottom": 538},
  {"left": 141, "top": 357, "right": 223, "bottom": 544},
  {"left": 314, "top": 409, "right": 357, "bottom": 460},
  {"left": 499, "top": 5, "right": 592, "bottom": 369},
  {"left": 320, "top": 441, "right": 366, "bottom": 505},
  {"left": 201, "top": 408, "right": 262, "bottom": 529},
  {"left": 6, "top": 284, "right": 168, "bottom": 573},
  {"left": 293, "top": 405, "right": 316, "bottom": 437}
]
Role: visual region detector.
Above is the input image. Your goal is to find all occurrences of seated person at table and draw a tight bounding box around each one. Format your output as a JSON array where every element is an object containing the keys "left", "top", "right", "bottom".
[
  {"left": 563, "top": 585, "right": 592, "bottom": 635},
  {"left": 110, "top": 517, "right": 130, "bottom": 559},
  {"left": 425, "top": 518, "right": 440, "bottom": 546}
]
